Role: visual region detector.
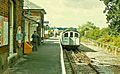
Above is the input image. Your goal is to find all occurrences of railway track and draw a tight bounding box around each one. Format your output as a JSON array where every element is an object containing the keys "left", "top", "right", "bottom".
[
  {"left": 75, "top": 49, "right": 100, "bottom": 74},
  {"left": 64, "top": 49, "right": 77, "bottom": 74},
  {"left": 64, "top": 49, "right": 101, "bottom": 74}
]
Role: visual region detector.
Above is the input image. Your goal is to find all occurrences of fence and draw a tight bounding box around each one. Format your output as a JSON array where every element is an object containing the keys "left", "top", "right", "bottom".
[{"left": 83, "top": 38, "right": 120, "bottom": 56}]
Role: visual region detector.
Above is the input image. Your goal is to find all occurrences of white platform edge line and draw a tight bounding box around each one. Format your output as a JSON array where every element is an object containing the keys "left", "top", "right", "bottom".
[{"left": 59, "top": 40, "right": 66, "bottom": 74}]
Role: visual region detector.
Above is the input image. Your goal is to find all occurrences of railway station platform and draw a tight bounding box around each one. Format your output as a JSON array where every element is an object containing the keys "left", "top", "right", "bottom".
[{"left": 8, "top": 37, "right": 63, "bottom": 74}]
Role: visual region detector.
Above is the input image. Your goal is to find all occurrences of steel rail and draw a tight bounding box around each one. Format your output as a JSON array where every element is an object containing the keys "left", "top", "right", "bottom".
[
  {"left": 75, "top": 49, "right": 100, "bottom": 74},
  {"left": 64, "top": 50, "right": 77, "bottom": 74}
]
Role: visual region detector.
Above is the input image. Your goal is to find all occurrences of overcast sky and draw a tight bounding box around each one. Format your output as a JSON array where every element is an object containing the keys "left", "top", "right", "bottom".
[{"left": 29, "top": 0, "right": 107, "bottom": 28}]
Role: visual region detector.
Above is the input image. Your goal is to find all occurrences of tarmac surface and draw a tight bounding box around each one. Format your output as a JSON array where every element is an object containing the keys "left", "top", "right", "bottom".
[{"left": 9, "top": 38, "right": 62, "bottom": 74}]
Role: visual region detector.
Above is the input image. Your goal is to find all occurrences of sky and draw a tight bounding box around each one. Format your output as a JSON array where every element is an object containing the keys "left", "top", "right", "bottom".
[{"left": 29, "top": 0, "right": 108, "bottom": 28}]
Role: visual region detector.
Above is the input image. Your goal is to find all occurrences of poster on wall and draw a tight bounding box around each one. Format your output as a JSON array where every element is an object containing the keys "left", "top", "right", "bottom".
[
  {"left": 0, "top": 16, "right": 8, "bottom": 46},
  {"left": 3, "top": 21, "right": 8, "bottom": 45},
  {"left": 0, "top": 16, "right": 3, "bottom": 46}
]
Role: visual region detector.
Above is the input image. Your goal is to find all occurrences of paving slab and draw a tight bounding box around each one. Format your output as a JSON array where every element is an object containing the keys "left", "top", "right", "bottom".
[{"left": 9, "top": 38, "right": 62, "bottom": 74}]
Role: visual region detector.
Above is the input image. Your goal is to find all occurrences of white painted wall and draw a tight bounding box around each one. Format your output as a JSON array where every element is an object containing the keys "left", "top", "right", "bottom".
[{"left": 25, "top": 20, "right": 29, "bottom": 41}]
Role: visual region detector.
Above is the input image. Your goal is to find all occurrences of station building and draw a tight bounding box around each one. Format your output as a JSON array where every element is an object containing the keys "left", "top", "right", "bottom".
[
  {"left": 0, "top": 0, "right": 23, "bottom": 73},
  {"left": 0, "top": 0, "right": 9, "bottom": 73},
  {"left": 0, "top": 0, "right": 46, "bottom": 73},
  {"left": 23, "top": 0, "right": 46, "bottom": 45}
]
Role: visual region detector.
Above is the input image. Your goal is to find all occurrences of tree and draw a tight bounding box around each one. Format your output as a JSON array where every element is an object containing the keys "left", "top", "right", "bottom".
[
  {"left": 99, "top": 27, "right": 111, "bottom": 36},
  {"left": 100, "top": 0, "right": 120, "bottom": 34},
  {"left": 86, "top": 28, "right": 101, "bottom": 40},
  {"left": 78, "top": 21, "right": 96, "bottom": 36}
]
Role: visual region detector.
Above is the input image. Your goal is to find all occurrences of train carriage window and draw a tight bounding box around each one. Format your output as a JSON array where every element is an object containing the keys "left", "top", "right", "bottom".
[
  {"left": 70, "top": 32, "right": 73, "bottom": 37},
  {"left": 75, "top": 33, "right": 78, "bottom": 37},
  {"left": 64, "top": 33, "right": 68, "bottom": 37}
]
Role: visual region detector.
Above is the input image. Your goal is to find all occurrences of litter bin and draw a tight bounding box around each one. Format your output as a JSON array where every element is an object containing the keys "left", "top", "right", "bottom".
[{"left": 24, "top": 42, "right": 32, "bottom": 54}]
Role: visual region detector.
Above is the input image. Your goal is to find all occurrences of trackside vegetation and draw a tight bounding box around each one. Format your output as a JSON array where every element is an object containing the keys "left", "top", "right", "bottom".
[
  {"left": 78, "top": 21, "right": 120, "bottom": 48},
  {"left": 79, "top": 0, "right": 120, "bottom": 48}
]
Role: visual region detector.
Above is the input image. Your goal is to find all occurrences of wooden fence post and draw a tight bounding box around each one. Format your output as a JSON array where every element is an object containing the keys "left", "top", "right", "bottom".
[{"left": 86, "top": 38, "right": 120, "bottom": 56}]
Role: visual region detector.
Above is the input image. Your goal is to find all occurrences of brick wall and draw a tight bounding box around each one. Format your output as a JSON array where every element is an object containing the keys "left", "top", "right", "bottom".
[
  {"left": 0, "top": 0, "right": 8, "bottom": 17},
  {"left": 0, "top": 0, "right": 24, "bottom": 73},
  {"left": 0, "top": 0, "right": 9, "bottom": 74},
  {"left": 15, "top": 0, "right": 23, "bottom": 26},
  {"left": 13, "top": 0, "right": 23, "bottom": 50}
]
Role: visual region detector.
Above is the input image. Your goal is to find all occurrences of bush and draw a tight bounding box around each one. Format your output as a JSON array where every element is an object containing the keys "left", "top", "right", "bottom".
[{"left": 97, "top": 35, "right": 120, "bottom": 48}]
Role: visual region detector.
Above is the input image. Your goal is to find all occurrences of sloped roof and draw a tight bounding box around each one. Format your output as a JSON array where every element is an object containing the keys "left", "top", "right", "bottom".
[
  {"left": 24, "top": 0, "right": 42, "bottom": 9},
  {"left": 24, "top": 0, "right": 46, "bottom": 14}
]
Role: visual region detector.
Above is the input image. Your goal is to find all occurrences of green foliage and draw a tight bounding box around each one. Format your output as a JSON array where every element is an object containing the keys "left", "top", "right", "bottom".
[
  {"left": 86, "top": 28, "right": 101, "bottom": 40},
  {"left": 79, "top": 21, "right": 120, "bottom": 48},
  {"left": 78, "top": 21, "right": 96, "bottom": 36},
  {"left": 100, "top": 0, "right": 120, "bottom": 34},
  {"left": 81, "top": 37, "right": 88, "bottom": 43},
  {"left": 97, "top": 34, "right": 120, "bottom": 47},
  {"left": 78, "top": 21, "right": 101, "bottom": 40},
  {"left": 113, "top": 35, "right": 120, "bottom": 47},
  {"left": 97, "top": 35, "right": 112, "bottom": 43}
]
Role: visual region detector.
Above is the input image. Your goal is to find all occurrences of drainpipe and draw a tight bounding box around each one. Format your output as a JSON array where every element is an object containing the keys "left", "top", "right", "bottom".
[{"left": 22, "top": 0, "right": 25, "bottom": 54}]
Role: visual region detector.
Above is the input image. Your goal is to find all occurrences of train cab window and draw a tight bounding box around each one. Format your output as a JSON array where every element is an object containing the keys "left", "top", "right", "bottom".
[
  {"left": 75, "top": 33, "right": 78, "bottom": 37},
  {"left": 70, "top": 32, "right": 73, "bottom": 37},
  {"left": 64, "top": 33, "right": 68, "bottom": 37}
]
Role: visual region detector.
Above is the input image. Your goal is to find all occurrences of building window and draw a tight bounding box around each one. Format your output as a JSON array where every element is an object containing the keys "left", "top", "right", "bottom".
[{"left": 0, "top": 16, "right": 8, "bottom": 46}]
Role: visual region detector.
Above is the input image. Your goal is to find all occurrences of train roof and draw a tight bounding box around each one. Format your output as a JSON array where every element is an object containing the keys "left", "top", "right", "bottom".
[{"left": 63, "top": 29, "right": 79, "bottom": 33}]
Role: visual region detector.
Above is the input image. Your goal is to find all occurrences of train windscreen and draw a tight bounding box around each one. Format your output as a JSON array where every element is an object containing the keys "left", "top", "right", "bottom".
[
  {"left": 75, "top": 33, "right": 78, "bottom": 37},
  {"left": 70, "top": 32, "right": 73, "bottom": 37},
  {"left": 64, "top": 33, "right": 68, "bottom": 37}
]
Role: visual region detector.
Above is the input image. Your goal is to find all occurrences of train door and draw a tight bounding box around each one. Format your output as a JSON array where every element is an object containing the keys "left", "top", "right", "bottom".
[
  {"left": 69, "top": 32, "right": 75, "bottom": 45},
  {"left": 75, "top": 32, "right": 80, "bottom": 45}
]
